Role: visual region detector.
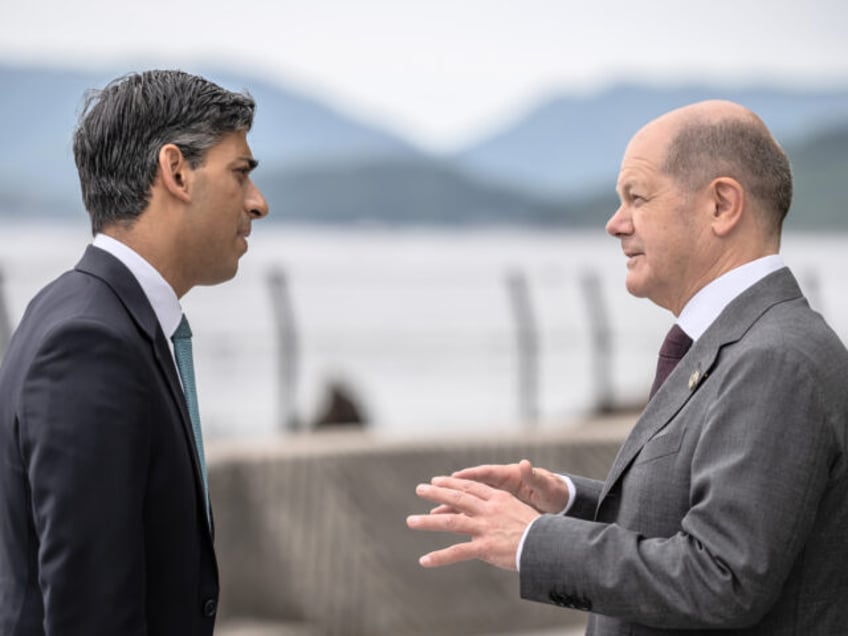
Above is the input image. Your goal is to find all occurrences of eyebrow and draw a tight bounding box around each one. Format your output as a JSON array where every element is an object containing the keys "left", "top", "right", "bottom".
[{"left": 617, "top": 179, "right": 642, "bottom": 197}]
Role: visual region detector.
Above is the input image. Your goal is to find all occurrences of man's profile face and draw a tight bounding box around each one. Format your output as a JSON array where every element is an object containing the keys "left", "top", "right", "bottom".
[
  {"left": 606, "top": 121, "right": 709, "bottom": 314},
  {"left": 181, "top": 130, "right": 269, "bottom": 287}
]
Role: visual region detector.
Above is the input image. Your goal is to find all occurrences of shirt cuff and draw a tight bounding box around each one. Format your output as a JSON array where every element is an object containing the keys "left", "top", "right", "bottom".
[
  {"left": 515, "top": 474, "right": 576, "bottom": 571},
  {"left": 559, "top": 474, "right": 577, "bottom": 515}
]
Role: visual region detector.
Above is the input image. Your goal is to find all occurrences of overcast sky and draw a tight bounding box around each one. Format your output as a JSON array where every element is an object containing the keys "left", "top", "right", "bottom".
[{"left": 2, "top": 0, "right": 847, "bottom": 149}]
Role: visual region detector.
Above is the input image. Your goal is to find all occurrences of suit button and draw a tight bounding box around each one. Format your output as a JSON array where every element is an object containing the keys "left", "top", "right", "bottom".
[{"left": 203, "top": 598, "right": 217, "bottom": 617}]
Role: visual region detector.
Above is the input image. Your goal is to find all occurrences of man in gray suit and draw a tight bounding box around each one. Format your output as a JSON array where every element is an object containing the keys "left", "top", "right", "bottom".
[{"left": 407, "top": 100, "right": 848, "bottom": 634}]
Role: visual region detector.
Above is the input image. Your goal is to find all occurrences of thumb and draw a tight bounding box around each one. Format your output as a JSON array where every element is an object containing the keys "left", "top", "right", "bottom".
[{"left": 518, "top": 459, "right": 537, "bottom": 485}]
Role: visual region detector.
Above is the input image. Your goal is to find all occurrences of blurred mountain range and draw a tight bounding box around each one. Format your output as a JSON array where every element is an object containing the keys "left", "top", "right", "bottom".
[{"left": 1, "top": 64, "right": 847, "bottom": 231}]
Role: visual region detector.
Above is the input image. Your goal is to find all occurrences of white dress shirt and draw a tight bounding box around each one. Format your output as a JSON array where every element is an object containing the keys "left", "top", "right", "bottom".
[
  {"left": 91, "top": 233, "right": 183, "bottom": 342},
  {"left": 677, "top": 254, "right": 785, "bottom": 340},
  {"left": 516, "top": 254, "right": 786, "bottom": 570}
]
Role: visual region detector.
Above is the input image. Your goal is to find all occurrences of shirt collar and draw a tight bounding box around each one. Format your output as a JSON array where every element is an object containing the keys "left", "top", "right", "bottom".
[
  {"left": 92, "top": 233, "right": 183, "bottom": 339},
  {"left": 677, "top": 254, "right": 785, "bottom": 341}
]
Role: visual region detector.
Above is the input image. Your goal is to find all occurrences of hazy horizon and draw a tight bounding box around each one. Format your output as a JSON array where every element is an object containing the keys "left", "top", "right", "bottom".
[{"left": 2, "top": 0, "right": 846, "bottom": 150}]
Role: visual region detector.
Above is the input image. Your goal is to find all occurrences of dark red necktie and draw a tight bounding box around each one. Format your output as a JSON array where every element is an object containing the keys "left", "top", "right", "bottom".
[{"left": 649, "top": 324, "right": 693, "bottom": 398}]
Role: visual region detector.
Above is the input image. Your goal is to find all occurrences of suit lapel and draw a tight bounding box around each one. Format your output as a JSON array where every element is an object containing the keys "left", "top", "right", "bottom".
[
  {"left": 599, "top": 267, "right": 805, "bottom": 503},
  {"left": 600, "top": 360, "right": 706, "bottom": 501},
  {"left": 149, "top": 325, "right": 216, "bottom": 534},
  {"left": 75, "top": 245, "right": 212, "bottom": 535}
]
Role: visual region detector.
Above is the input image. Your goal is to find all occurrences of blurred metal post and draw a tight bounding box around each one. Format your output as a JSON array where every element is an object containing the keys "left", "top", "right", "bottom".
[
  {"left": 0, "top": 268, "right": 12, "bottom": 361},
  {"left": 579, "top": 270, "right": 615, "bottom": 414},
  {"left": 267, "top": 266, "right": 300, "bottom": 432},
  {"left": 505, "top": 268, "right": 539, "bottom": 427}
]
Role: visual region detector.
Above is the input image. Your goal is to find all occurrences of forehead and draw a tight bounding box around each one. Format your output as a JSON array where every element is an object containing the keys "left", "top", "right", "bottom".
[
  {"left": 205, "top": 129, "right": 253, "bottom": 162},
  {"left": 616, "top": 119, "right": 675, "bottom": 190}
]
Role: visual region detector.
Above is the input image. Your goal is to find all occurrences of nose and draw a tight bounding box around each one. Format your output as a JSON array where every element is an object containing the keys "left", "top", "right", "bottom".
[
  {"left": 246, "top": 180, "right": 269, "bottom": 219},
  {"left": 606, "top": 203, "right": 631, "bottom": 238}
]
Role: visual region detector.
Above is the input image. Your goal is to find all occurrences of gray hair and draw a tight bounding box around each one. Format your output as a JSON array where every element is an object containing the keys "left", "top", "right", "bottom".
[
  {"left": 662, "top": 118, "right": 793, "bottom": 233},
  {"left": 73, "top": 70, "right": 256, "bottom": 234}
]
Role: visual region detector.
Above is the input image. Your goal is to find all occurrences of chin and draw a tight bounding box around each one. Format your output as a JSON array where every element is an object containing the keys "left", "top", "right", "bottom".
[
  {"left": 624, "top": 277, "right": 649, "bottom": 299},
  {"left": 223, "top": 265, "right": 239, "bottom": 282},
  {"left": 203, "top": 265, "right": 239, "bottom": 287}
]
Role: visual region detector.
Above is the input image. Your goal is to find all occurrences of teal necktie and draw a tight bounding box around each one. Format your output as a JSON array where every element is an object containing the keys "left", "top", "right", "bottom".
[{"left": 171, "top": 314, "right": 210, "bottom": 526}]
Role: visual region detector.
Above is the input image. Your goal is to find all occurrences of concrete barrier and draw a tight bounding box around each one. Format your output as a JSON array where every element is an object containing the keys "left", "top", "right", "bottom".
[{"left": 208, "top": 418, "right": 632, "bottom": 636}]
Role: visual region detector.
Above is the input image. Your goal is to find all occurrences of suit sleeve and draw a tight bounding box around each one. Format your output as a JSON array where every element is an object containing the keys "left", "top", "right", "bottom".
[
  {"left": 519, "top": 340, "right": 836, "bottom": 629},
  {"left": 19, "top": 318, "right": 151, "bottom": 635},
  {"left": 563, "top": 474, "right": 604, "bottom": 520}
]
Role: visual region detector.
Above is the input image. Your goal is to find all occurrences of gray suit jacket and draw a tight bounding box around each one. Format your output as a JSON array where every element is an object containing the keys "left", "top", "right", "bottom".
[{"left": 520, "top": 268, "right": 848, "bottom": 634}]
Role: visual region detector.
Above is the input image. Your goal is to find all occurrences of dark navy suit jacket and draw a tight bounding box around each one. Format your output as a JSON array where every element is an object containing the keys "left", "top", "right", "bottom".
[{"left": 0, "top": 246, "right": 218, "bottom": 635}]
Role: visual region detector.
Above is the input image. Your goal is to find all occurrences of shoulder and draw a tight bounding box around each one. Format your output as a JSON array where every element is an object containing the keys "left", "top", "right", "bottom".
[
  {"left": 744, "top": 296, "right": 848, "bottom": 372},
  {"left": 4, "top": 268, "right": 150, "bottom": 393},
  {"left": 709, "top": 295, "right": 848, "bottom": 438},
  {"left": 25, "top": 270, "right": 138, "bottom": 341}
]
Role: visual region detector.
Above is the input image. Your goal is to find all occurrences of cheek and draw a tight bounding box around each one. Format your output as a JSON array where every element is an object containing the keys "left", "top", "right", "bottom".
[{"left": 627, "top": 245, "right": 664, "bottom": 293}]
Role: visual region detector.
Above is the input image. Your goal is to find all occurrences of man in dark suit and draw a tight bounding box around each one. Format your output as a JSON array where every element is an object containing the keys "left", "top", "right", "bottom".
[
  {"left": 0, "top": 70, "right": 269, "bottom": 635},
  {"left": 408, "top": 100, "right": 848, "bottom": 633}
]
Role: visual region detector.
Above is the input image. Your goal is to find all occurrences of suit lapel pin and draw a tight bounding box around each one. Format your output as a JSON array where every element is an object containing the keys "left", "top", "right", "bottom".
[{"left": 688, "top": 369, "right": 701, "bottom": 391}]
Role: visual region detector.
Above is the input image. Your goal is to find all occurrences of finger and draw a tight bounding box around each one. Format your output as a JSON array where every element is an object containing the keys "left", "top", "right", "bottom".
[
  {"left": 414, "top": 483, "right": 484, "bottom": 515},
  {"left": 451, "top": 464, "right": 491, "bottom": 477},
  {"left": 430, "top": 504, "right": 455, "bottom": 514},
  {"left": 431, "top": 476, "right": 496, "bottom": 501},
  {"left": 452, "top": 464, "right": 504, "bottom": 482},
  {"left": 417, "top": 542, "right": 478, "bottom": 568},
  {"left": 406, "top": 513, "right": 476, "bottom": 535},
  {"left": 517, "top": 460, "right": 568, "bottom": 513},
  {"left": 518, "top": 459, "right": 536, "bottom": 483}
]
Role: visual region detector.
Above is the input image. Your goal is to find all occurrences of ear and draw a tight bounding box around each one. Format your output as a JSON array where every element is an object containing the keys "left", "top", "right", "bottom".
[
  {"left": 157, "top": 144, "right": 192, "bottom": 204},
  {"left": 708, "top": 177, "right": 745, "bottom": 237}
]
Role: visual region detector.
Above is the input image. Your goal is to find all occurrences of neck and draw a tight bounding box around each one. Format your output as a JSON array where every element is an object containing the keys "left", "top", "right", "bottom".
[{"left": 101, "top": 222, "right": 189, "bottom": 298}]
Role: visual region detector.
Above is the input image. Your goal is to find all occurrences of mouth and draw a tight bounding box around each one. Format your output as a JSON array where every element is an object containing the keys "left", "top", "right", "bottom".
[
  {"left": 621, "top": 241, "right": 641, "bottom": 256},
  {"left": 622, "top": 248, "right": 643, "bottom": 267},
  {"left": 237, "top": 227, "right": 251, "bottom": 253}
]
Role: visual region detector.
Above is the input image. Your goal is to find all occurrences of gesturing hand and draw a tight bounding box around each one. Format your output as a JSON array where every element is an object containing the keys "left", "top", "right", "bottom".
[
  {"left": 406, "top": 476, "right": 540, "bottom": 571},
  {"left": 449, "top": 459, "right": 569, "bottom": 515}
]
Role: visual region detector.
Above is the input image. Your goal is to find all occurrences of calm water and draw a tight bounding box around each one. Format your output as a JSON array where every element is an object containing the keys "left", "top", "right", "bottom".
[{"left": 1, "top": 221, "right": 845, "bottom": 439}]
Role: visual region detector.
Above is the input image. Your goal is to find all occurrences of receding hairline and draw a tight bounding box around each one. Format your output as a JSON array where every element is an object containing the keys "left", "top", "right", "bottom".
[
  {"left": 635, "top": 99, "right": 792, "bottom": 234},
  {"left": 636, "top": 100, "right": 768, "bottom": 158}
]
